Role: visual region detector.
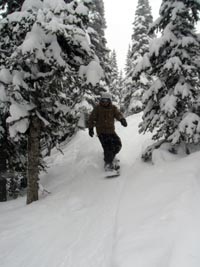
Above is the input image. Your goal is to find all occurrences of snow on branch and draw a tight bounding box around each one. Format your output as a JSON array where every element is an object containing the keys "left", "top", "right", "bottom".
[
  {"left": 169, "top": 112, "right": 200, "bottom": 144},
  {"left": 0, "top": 84, "right": 7, "bottom": 102},
  {"left": 22, "top": 0, "right": 43, "bottom": 11},
  {"left": 0, "top": 68, "right": 12, "bottom": 84},
  {"left": 163, "top": 57, "right": 182, "bottom": 72},
  {"left": 79, "top": 60, "right": 104, "bottom": 86},
  {"left": 133, "top": 53, "right": 151, "bottom": 78}
]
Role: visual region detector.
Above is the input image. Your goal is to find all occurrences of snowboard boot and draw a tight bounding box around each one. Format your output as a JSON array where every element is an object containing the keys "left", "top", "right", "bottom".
[
  {"left": 104, "top": 162, "right": 114, "bottom": 172},
  {"left": 113, "top": 158, "right": 120, "bottom": 170}
]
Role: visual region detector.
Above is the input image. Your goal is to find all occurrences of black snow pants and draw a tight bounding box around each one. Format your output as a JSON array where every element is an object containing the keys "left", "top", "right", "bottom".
[{"left": 98, "top": 133, "right": 122, "bottom": 164}]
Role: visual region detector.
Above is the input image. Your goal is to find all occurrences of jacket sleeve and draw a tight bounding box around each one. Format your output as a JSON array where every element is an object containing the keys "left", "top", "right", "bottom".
[
  {"left": 88, "top": 107, "right": 97, "bottom": 129},
  {"left": 114, "top": 106, "right": 124, "bottom": 121}
]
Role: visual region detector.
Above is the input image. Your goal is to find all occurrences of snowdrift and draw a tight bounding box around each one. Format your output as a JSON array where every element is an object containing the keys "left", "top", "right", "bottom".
[{"left": 1, "top": 113, "right": 200, "bottom": 267}]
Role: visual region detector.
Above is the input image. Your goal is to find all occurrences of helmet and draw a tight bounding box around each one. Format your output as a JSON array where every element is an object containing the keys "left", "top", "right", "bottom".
[{"left": 101, "top": 92, "right": 112, "bottom": 101}]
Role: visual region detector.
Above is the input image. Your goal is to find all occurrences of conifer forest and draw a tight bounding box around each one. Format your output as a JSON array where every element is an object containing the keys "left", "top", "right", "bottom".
[{"left": 0, "top": 0, "right": 200, "bottom": 204}]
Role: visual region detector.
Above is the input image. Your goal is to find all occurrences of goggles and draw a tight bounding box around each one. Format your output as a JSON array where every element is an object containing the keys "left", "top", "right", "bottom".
[{"left": 101, "top": 98, "right": 111, "bottom": 103}]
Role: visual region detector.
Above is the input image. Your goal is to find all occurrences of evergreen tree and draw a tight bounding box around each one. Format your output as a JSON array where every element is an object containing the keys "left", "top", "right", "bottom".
[
  {"left": 109, "top": 50, "right": 119, "bottom": 102},
  {"left": 123, "top": 0, "right": 153, "bottom": 115},
  {"left": 0, "top": 0, "right": 102, "bottom": 203},
  {"left": 0, "top": 70, "right": 10, "bottom": 176},
  {"left": 117, "top": 70, "right": 124, "bottom": 107},
  {"left": 87, "top": 0, "right": 111, "bottom": 96},
  {"left": 124, "top": 44, "right": 132, "bottom": 76},
  {"left": 78, "top": 0, "right": 111, "bottom": 120},
  {"left": 134, "top": 0, "right": 200, "bottom": 150},
  {"left": 0, "top": 0, "right": 25, "bottom": 16}
]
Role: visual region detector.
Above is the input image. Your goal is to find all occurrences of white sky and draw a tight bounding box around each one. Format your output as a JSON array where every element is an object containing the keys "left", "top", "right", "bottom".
[{"left": 104, "top": 0, "right": 162, "bottom": 70}]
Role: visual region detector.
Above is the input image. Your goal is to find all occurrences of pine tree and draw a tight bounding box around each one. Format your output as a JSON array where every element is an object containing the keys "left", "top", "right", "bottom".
[
  {"left": 78, "top": 0, "right": 111, "bottom": 120},
  {"left": 0, "top": 0, "right": 25, "bottom": 16},
  {"left": 88, "top": 0, "right": 107, "bottom": 64},
  {"left": 109, "top": 50, "right": 119, "bottom": 102},
  {"left": 87, "top": 0, "right": 111, "bottom": 95},
  {"left": 0, "top": 70, "right": 10, "bottom": 175},
  {"left": 124, "top": 44, "right": 132, "bottom": 76},
  {"left": 123, "top": 0, "right": 153, "bottom": 115},
  {"left": 134, "top": 0, "right": 200, "bottom": 151},
  {"left": 0, "top": 0, "right": 102, "bottom": 203},
  {"left": 117, "top": 70, "right": 124, "bottom": 107}
]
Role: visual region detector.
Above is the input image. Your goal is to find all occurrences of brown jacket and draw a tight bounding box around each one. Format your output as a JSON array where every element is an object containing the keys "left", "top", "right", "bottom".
[{"left": 88, "top": 103, "right": 124, "bottom": 135}]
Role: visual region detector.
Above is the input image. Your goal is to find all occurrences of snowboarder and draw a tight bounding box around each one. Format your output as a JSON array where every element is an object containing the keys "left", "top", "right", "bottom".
[{"left": 88, "top": 92, "right": 127, "bottom": 172}]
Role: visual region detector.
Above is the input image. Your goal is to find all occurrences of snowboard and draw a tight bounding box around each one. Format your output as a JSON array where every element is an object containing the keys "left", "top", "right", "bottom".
[
  {"left": 105, "top": 159, "right": 120, "bottom": 178},
  {"left": 105, "top": 169, "right": 120, "bottom": 178}
]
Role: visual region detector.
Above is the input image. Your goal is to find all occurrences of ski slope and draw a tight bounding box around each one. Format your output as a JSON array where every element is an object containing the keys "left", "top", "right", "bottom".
[{"left": 1, "top": 113, "right": 200, "bottom": 267}]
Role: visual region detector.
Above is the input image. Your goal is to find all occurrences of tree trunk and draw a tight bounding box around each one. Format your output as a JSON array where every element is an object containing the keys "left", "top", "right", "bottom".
[
  {"left": 0, "top": 134, "right": 8, "bottom": 202},
  {"left": 27, "top": 116, "right": 41, "bottom": 205}
]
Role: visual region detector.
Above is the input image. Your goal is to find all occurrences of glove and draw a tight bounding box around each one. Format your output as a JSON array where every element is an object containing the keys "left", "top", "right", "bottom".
[
  {"left": 89, "top": 128, "right": 94, "bottom": 137},
  {"left": 120, "top": 118, "right": 127, "bottom": 127}
]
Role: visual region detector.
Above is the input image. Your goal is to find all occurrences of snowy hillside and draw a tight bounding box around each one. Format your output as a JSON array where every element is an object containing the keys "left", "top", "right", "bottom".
[{"left": 1, "top": 113, "right": 200, "bottom": 267}]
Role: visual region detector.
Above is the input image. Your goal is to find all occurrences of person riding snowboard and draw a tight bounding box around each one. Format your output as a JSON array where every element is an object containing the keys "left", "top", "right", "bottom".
[{"left": 88, "top": 92, "right": 127, "bottom": 171}]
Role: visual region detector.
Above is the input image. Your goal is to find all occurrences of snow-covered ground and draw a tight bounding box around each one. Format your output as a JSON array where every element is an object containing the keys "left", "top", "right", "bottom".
[{"left": 1, "top": 113, "right": 200, "bottom": 267}]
